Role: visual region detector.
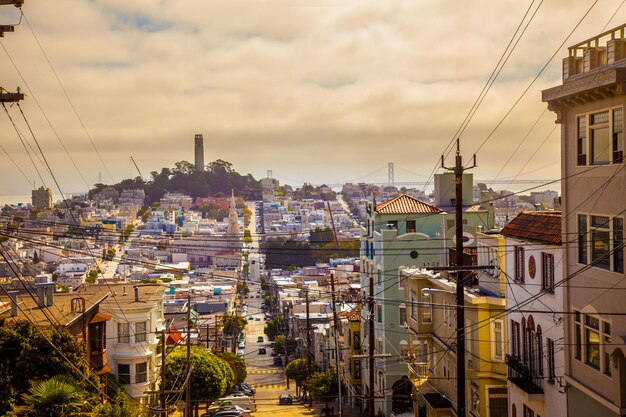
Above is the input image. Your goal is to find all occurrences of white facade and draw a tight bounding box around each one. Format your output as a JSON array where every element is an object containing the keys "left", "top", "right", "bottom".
[
  {"left": 103, "top": 286, "right": 166, "bottom": 401},
  {"left": 504, "top": 235, "right": 566, "bottom": 417}
]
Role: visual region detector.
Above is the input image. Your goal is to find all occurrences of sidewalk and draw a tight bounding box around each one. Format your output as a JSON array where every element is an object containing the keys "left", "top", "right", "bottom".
[{"left": 303, "top": 399, "right": 361, "bottom": 417}]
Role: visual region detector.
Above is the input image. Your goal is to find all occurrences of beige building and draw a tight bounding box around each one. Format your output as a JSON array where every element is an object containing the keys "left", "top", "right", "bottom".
[
  {"left": 31, "top": 186, "right": 52, "bottom": 209},
  {"left": 543, "top": 24, "right": 626, "bottom": 417}
]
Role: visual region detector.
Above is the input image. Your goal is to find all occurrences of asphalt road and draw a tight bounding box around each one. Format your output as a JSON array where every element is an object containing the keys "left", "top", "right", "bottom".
[{"left": 242, "top": 297, "right": 315, "bottom": 417}]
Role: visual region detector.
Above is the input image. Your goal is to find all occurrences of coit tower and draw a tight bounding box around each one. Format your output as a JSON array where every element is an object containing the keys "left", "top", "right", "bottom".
[{"left": 194, "top": 134, "right": 204, "bottom": 171}]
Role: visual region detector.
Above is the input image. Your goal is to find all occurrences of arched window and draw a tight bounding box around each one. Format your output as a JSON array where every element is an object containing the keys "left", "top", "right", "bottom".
[{"left": 537, "top": 325, "right": 544, "bottom": 376}]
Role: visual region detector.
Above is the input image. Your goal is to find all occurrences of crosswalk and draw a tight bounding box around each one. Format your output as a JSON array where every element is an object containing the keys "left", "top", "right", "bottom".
[
  {"left": 248, "top": 370, "right": 282, "bottom": 375},
  {"left": 249, "top": 384, "right": 285, "bottom": 389}
]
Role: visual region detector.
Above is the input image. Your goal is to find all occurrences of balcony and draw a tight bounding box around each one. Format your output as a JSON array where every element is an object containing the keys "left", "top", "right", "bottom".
[
  {"left": 506, "top": 355, "right": 543, "bottom": 398},
  {"left": 408, "top": 362, "right": 429, "bottom": 388}
]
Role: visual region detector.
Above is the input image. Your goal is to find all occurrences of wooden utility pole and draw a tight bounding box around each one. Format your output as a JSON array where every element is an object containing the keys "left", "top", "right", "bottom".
[
  {"left": 214, "top": 315, "right": 219, "bottom": 351},
  {"left": 186, "top": 294, "right": 192, "bottom": 417},
  {"left": 305, "top": 287, "right": 313, "bottom": 407},
  {"left": 326, "top": 202, "right": 343, "bottom": 417},
  {"left": 368, "top": 263, "right": 375, "bottom": 417},
  {"left": 161, "top": 329, "right": 167, "bottom": 417},
  {"left": 441, "top": 139, "right": 476, "bottom": 417}
]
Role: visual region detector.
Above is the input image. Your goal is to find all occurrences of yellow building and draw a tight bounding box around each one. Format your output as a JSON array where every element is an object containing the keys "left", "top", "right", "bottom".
[
  {"left": 344, "top": 305, "right": 363, "bottom": 409},
  {"left": 402, "top": 232, "right": 508, "bottom": 417}
]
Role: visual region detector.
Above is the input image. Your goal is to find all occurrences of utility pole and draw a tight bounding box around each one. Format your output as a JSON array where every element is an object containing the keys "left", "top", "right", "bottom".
[
  {"left": 305, "top": 287, "right": 313, "bottom": 407},
  {"left": 368, "top": 263, "right": 375, "bottom": 417},
  {"left": 214, "top": 315, "right": 219, "bottom": 351},
  {"left": 441, "top": 139, "right": 476, "bottom": 417},
  {"left": 161, "top": 329, "right": 167, "bottom": 417},
  {"left": 186, "top": 294, "right": 192, "bottom": 417},
  {"left": 326, "top": 202, "right": 343, "bottom": 417}
]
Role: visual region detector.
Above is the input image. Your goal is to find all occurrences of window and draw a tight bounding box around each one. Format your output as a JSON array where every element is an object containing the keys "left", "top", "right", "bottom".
[
  {"left": 353, "top": 331, "right": 361, "bottom": 350},
  {"left": 89, "top": 322, "right": 105, "bottom": 354},
  {"left": 591, "top": 111, "right": 610, "bottom": 165},
  {"left": 547, "top": 338, "right": 556, "bottom": 383},
  {"left": 578, "top": 115, "right": 587, "bottom": 165},
  {"left": 443, "top": 301, "right": 450, "bottom": 328},
  {"left": 591, "top": 215, "right": 611, "bottom": 270},
  {"left": 421, "top": 292, "right": 432, "bottom": 323},
  {"left": 523, "top": 405, "right": 535, "bottom": 417},
  {"left": 578, "top": 214, "right": 624, "bottom": 272},
  {"left": 118, "top": 364, "right": 131, "bottom": 385},
  {"left": 135, "top": 362, "right": 148, "bottom": 384},
  {"left": 492, "top": 320, "right": 504, "bottom": 361},
  {"left": 574, "top": 311, "right": 612, "bottom": 374},
  {"left": 542, "top": 253, "right": 554, "bottom": 292},
  {"left": 376, "top": 269, "right": 382, "bottom": 285},
  {"left": 135, "top": 321, "right": 147, "bottom": 343},
  {"left": 470, "top": 383, "right": 480, "bottom": 415},
  {"left": 614, "top": 108, "right": 624, "bottom": 162},
  {"left": 488, "top": 387, "right": 508, "bottom": 417},
  {"left": 578, "top": 214, "right": 588, "bottom": 264},
  {"left": 515, "top": 247, "right": 525, "bottom": 282},
  {"left": 576, "top": 107, "right": 624, "bottom": 166},
  {"left": 377, "top": 305, "right": 383, "bottom": 323},
  {"left": 118, "top": 323, "right": 130, "bottom": 344},
  {"left": 406, "top": 220, "right": 416, "bottom": 233},
  {"left": 354, "top": 359, "right": 361, "bottom": 379},
  {"left": 410, "top": 291, "right": 417, "bottom": 319},
  {"left": 443, "top": 354, "right": 450, "bottom": 380},
  {"left": 387, "top": 220, "right": 398, "bottom": 230},
  {"left": 511, "top": 320, "right": 521, "bottom": 358},
  {"left": 399, "top": 305, "right": 407, "bottom": 327}
]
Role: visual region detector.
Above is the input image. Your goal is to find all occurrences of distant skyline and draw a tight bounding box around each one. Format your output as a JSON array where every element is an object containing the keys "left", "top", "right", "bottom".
[{"left": 0, "top": 0, "right": 623, "bottom": 196}]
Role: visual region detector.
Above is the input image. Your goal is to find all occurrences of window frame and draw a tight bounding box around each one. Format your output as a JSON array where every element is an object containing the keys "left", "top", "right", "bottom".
[
  {"left": 574, "top": 310, "right": 612, "bottom": 376},
  {"left": 117, "top": 322, "right": 130, "bottom": 344},
  {"left": 515, "top": 246, "right": 525, "bottom": 283},
  {"left": 118, "top": 363, "right": 131, "bottom": 385},
  {"left": 135, "top": 362, "right": 148, "bottom": 384},
  {"left": 491, "top": 319, "right": 504, "bottom": 361},
  {"left": 421, "top": 292, "right": 432, "bottom": 324},
  {"left": 398, "top": 304, "right": 407, "bottom": 327},
  {"left": 578, "top": 213, "right": 624, "bottom": 273},
  {"left": 135, "top": 321, "right": 147, "bottom": 343},
  {"left": 576, "top": 106, "right": 624, "bottom": 166},
  {"left": 541, "top": 252, "right": 555, "bottom": 293},
  {"left": 406, "top": 220, "right": 416, "bottom": 234}
]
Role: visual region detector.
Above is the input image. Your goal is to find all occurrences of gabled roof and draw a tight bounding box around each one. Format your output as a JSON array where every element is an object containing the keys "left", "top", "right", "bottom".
[
  {"left": 375, "top": 194, "right": 441, "bottom": 215},
  {"left": 346, "top": 305, "right": 361, "bottom": 322},
  {"left": 501, "top": 211, "right": 562, "bottom": 245}
]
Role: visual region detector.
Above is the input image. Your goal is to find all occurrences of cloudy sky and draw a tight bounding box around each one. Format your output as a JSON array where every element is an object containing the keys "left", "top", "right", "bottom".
[{"left": 0, "top": 0, "right": 623, "bottom": 196}]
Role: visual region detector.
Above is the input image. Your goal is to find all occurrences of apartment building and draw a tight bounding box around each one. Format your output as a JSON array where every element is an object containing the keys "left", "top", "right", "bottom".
[
  {"left": 401, "top": 263, "right": 508, "bottom": 417},
  {"left": 542, "top": 24, "right": 626, "bottom": 417},
  {"left": 501, "top": 211, "right": 566, "bottom": 417}
]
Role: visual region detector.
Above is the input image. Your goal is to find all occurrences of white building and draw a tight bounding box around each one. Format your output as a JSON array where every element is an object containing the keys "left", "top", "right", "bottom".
[
  {"left": 100, "top": 284, "right": 166, "bottom": 402},
  {"left": 501, "top": 211, "right": 566, "bottom": 417}
]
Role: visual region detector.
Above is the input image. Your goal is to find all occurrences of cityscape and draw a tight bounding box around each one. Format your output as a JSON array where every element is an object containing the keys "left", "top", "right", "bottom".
[{"left": 0, "top": 2, "right": 625, "bottom": 417}]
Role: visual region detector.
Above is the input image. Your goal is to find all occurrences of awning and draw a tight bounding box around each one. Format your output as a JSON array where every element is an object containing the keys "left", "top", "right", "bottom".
[
  {"left": 95, "top": 365, "right": 112, "bottom": 375},
  {"left": 90, "top": 313, "right": 112, "bottom": 324}
]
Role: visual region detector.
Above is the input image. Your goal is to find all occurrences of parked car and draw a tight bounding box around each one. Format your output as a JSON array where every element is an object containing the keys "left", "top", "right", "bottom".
[
  {"left": 278, "top": 394, "right": 293, "bottom": 405},
  {"left": 230, "top": 384, "right": 255, "bottom": 396},
  {"left": 259, "top": 348, "right": 267, "bottom": 355},
  {"left": 273, "top": 356, "right": 283, "bottom": 365},
  {"left": 255, "top": 317, "right": 260, "bottom": 321},
  {"left": 248, "top": 315, "right": 254, "bottom": 320},
  {"left": 238, "top": 341, "right": 245, "bottom": 349},
  {"left": 201, "top": 405, "right": 251, "bottom": 417},
  {"left": 218, "top": 396, "right": 257, "bottom": 412},
  {"left": 237, "top": 350, "right": 245, "bottom": 357},
  {"left": 257, "top": 336, "right": 264, "bottom": 343},
  {"left": 240, "top": 382, "right": 256, "bottom": 395},
  {"left": 212, "top": 411, "right": 243, "bottom": 417}
]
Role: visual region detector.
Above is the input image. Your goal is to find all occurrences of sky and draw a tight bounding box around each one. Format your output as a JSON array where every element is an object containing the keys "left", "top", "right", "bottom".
[{"left": 0, "top": 0, "right": 624, "bottom": 196}]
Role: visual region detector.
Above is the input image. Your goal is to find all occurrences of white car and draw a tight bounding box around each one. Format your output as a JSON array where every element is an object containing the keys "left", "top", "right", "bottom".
[{"left": 237, "top": 349, "right": 245, "bottom": 357}]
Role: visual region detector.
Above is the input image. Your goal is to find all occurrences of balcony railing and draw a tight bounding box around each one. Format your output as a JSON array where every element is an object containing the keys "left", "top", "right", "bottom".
[
  {"left": 506, "top": 354, "right": 543, "bottom": 395},
  {"left": 408, "top": 362, "right": 429, "bottom": 388}
]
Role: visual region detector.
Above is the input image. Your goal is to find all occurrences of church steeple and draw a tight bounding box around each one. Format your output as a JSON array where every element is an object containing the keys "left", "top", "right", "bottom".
[{"left": 227, "top": 189, "right": 239, "bottom": 237}]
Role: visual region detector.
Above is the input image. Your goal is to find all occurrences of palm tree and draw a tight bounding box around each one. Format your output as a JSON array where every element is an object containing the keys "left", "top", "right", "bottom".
[{"left": 23, "top": 376, "right": 88, "bottom": 417}]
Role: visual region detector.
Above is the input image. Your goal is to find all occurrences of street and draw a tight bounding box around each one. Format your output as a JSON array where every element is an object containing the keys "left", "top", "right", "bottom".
[{"left": 243, "top": 297, "right": 315, "bottom": 417}]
